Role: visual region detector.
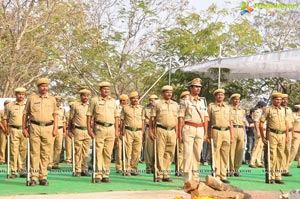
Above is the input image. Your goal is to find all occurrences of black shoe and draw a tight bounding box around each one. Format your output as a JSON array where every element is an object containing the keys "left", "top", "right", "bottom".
[
  {"left": 29, "top": 180, "right": 37, "bottom": 186},
  {"left": 74, "top": 172, "right": 81, "bottom": 177},
  {"left": 234, "top": 172, "right": 241, "bottom": 177},
  {"left": 257, "top": 165, "right": 264, "bottom": 168},
  {"left": 266, "top": 179, "right": 274, "bottom": 184},
  {"left": 249, "top": 165, "right": 257, "bottom": 168},
  {"left": 39, "top": 179, "right": 49, "bottom": 186},
  {"left": 221, "top": 179, "right": 230, "bottom": 184},
  {"left": 52, "top": 166, "right": 60, "bottom": 169},
  {"left": 131, "top": 172, "right": 140, "bottom": 176},
  {"left": 116, "top": 170, "right": 122, "bottom": 174},
  {"left": 81, "top": 171, "right": 91, "bottom": 177},
  {"left": 94, "top": 178, "right": 101, "bottom": 183},
  {"left": 162, "top": 178, "right": 173, "bottom": 182},
  {"left": 101, "top": 178, "right": 110, "bottom": 183},
  {"left": 155, "top": 178, "right": 162, "bottom": 182},
  {"left": 10, "top": 174, "right": 17, "bottom": 178},
  {"left": 20, "top": 173, "right": 27, "bottom": 178},
  {"left": 297, "top": 165, "right": 300, "bottom": 168},
  {"left": 275, "top": 180, "right": 285, "bottom": 184},
  {"left": 47, "top": 166, "right": 52, "bottom": 170},
  {"left": 282, "top": 172, "right": 292, "bottom": 177}
]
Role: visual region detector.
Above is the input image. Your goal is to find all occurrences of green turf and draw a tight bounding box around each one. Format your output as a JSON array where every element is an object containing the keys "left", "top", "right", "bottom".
[{"left": 0, "top": 162, "right": 299, "bottom": 196}]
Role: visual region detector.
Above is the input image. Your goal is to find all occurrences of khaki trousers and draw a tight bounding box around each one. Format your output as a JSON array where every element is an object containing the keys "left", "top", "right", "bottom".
[
  {"left": 156, "top": 127, "right": 176, "bottom": 179},
  {"left": 95, "top": 125, "right": 115, "bottom": 179},
  {"left": 212, "top": 129, "right": 230, "bottom": 180},
  {"left": 9, "top": 127, "right": 27, "bottom": 174},
  {"left": 182, "top": 125, "right": 204, "bottom": 182},
  {"left": 284, "top": 131, "right": 292, "bottom": 172},
  {"left": 30, "top": 124, "right": 53, "bottom": 181},
  {"left": 178, "top": 140, "right": 183, "bottom": 171},
  {"left": 144, "top": 127, "right": 154, "bottom": 172},
  {"left": 269, "top": 132, "right": 285, "bottom": 180},
  {"left": 74, "top": 128, "right": 91, "bottom": 172},
  {"left": 0, "top": 130, "right": 6, "bottom": 162},
  {"left": 65, "top": 136, "right": 72, "bottom": 163},
  {"left": 51, "top": 128, "right": 63, "bottom": 167},
  {"left": 229, "top": 128, "right": 245, "bottom": 172},
  {"left": 250, "top": 133, "right": 264, "bottom": 166},
  {"left": 124, "top": 129, "right": 142, "bottom": 172},
  {"left": 288, "top": 133, "right": 300, "bottom": 167},
  {"left": 114, "top": 137, "right": 122, "bottom": 171}
]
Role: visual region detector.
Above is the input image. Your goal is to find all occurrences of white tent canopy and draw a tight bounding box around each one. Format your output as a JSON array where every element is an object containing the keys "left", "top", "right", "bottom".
[{"left": 182, "top": 49, "right": 300, "bottom": 80}]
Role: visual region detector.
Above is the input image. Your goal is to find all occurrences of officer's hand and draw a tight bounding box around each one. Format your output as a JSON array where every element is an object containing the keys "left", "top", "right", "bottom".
[
  {"left": 114, "top": 137, "right": 118, "bottom": 146},
  {"left": 22, "top": 128, "right": 29, "bottom": 138},
  {"left": 207, "top": 138, "right": 211, "bottom": 144},
  {"left": 286, "top": 136, "right": 289, "bottom": 143},
  {"left": 203, "top": 134, "right": 208, "bottom": 142},
  {"left": 230, "top": 136, "right": 234, "bottom": 143},
  {"left": 262, "top": 137, "right": 268, "bottom": 145},
  {"left": 256, "top": 133, "right": 261, "bottom": 138},
  {"left": 52, "top": 129, "right": 58, "bottom": 137},
  {"left": 68, "top": 132, "right": 74, "bottom": 138},
  {"left": 63, "top": 132, "right": 67, "bottom": 138},
  {"left": 88, "top": 131, "right": 95, "bottom": 139},
  {"left": 149, "top": 132, "right": 155, "bottom": 140}
]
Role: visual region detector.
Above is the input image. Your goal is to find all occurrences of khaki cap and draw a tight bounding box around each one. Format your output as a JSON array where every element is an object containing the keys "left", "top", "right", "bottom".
[
  {"left": 281, "top": 94, "right": 288, "bottom": 98},
  {"left": 189, "top": 78, "right": 202, "bottom": 87},
  {"left": 230, "top": 93, "right": 241, "bottom": 100},
  {"left": 161, "top": 85, "right": 173, "bottom": 91},
  {"left": 180, "top": 91, "right": 190, "bottom": 98},
  {"left": 271, "top": 92, "right": 282, "bottom": 99},
  {"left": 99, "top": 81, "right": 111, "bottom": 87},
  {"left": 37, "top": 78, "right": 50, "bottom": 86},
  {"left": 69, "top": 101, "right": 75, "bottom": 106},
  {"left": 79, "top": 89, "right": 91, "bottom": 94},
  {"left": 294, "top": 104, "right": 300, "bottom": 109},
  {"left": 15, "top": 87, "right": 26, "bottom": 93},
  {"left": 129, "top": 91, "right": 139, "bottom": 98},
  {"left": 213, "top": 89, "right": 225, "bottom": 95},
  {"left": 149, "top": 94, "right": 158, "bottom": 99},
  {"left": 119, "top": 94, "right": 129, "bottom": 100},
  {"left": 55, "top": 96, "right": 62, "bottom": 100}
]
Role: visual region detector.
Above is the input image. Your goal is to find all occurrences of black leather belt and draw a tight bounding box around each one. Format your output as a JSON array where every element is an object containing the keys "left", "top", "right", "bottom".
[
  {"left": 9, "top": 125, "right": 22, "bottom": 130},
  {"left": 95, "top": 121, "right": 113, "bottom": 127},
  {"left": 233, "top": 125, "right": 243, "bottom": 128},
  {"left": 270, "top": 128, "right": 285, "bottom": 134},
  {"left": 212, "top": 126, "right": 229, "bottom": 131},
  {"left": 58, "top": 126, "right": 63, "bottom": 129},
  {"left": 157, "top": 124, "right": 175, "bottom": 131},
  {"left": 125, "top": 126, "right": 142, "bottom": 132},
  {"left": 75, "top": 126, "right": 87, "bottom": 130},
  {"left": 31, "top": 120, "right": 53, "bottom": 126}
]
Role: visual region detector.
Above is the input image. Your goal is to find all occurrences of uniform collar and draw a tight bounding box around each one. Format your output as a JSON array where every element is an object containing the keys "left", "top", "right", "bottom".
[
  {"left": 271, "top": 105, "right": 281, "bottom": 109},
  {"left": 39, "top": 93, "right": 49, "bottom": 98},
  {"left": 100, "top": 96, "right": 111, "bottom": 101},
  {"left": 215, "top": 102, "right": 225, "bottom": 107},
  {"left": 231, "top": 105, "right": 241, "bottom": 110},
  {"left": 130, "top": 104, "right": 139, "bottom": 108},
  {"left": 15, "top": 101, "right": 25, "bottom": 105}
]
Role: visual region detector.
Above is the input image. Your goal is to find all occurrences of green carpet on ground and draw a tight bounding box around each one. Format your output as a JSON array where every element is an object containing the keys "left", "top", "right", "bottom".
[{"left": 0, "top": 162, "right": 299, "bottom": 196}]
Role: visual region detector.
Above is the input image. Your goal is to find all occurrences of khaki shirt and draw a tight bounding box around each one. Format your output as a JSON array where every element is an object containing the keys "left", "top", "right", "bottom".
[
  {"left": 260, "top": 106, "right": 287, "bottom": 131},
  {"left": 57, "top": 107, "right": 66, "bottom": 127},
  {"left": 293, "top": 112, "right": 300, "bottom": 132},
  {"left": 0, "top": 110, "right": 4, "bottom": 121},
  {"left": 284, "top": 107, "right": 293, "bottom": 130},
  {"left": 4, "top": 101, "right": 25, "bottom": 126},
  {"left": 143, "top": 105, "right": 153, "bottom": 125},
  {"left": 208, "top": 102, "right": 232, "bottom": 128},
  {"left": 87, "top": 96, "right": 119, "bottom": 124},
  {"left": 178, "top": 95, "right": 208, "bottom": 123},
  {"left": 253, "top": 108, "right": 266, "bottom": 128},
  {"left": 24, "top": 93, "right": 58, "bottom": 123},
  {"left": 121, "top": 105, "right": 145, "bottom": 128},
  {"left": 231, "top": 106, "right": 246, "bottom": 126},
  {"left": 70, "top": 102, "right": 89, "bottom": 127},
  {"left": 151, "top": 100, "right": 179, "bottom": 128}
]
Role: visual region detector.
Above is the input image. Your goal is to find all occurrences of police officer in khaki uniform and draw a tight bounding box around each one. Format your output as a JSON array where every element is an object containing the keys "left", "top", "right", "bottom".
[
  {"left": 115, "top": 94, "right": 129, "bottom": 173},
  {"left": 65, "top": 100, "right": 75, "bottom": 164},
  {"left": 177, "top": 91, "right": 190, "bottom": 177},
  {"left": 144, "top": 94, "right": 158, "bottom": 174},
  {"left": 87, "top": 81, "right": 119, "bottom": 183},
  {"left": 68, "top": 89, "right": 91, "bottom": 177},
  {"left": 149, "top": 85, "right": 179, "bottom": 182},
  {"left": 249, "top": 101, "right": 267, "bottom": 168},
  {"left": 208, "top": 89, "right": 233, "bottom": 184},
  {"left": 23, "top": 78, "right": 58, "bottom": 186},
  {"left": 260, "top": 92, "right": 289, "bottom": 184},
  {"left": 178, "top": 78, "right": 208, "bottom": 183},
  {"left": 121, "top": 91, "right": 144, "bottom": 175},
  {"left": 229, "top": 93, "right": 246, "bottom": 177},
  {"left": 3, "top": 88, "right": 27, "bottom": 178},
  {"left": 0, "top": 100, "right": 11, "bottom": 164},
  {"left": 286, "top": 105, "right": 300, "bottom": 173},
  {"left": 49, "top": 96, "right": 66, "bottom": 169},
  {"left": 281, "top": 94, "right": 293, "bottom": 176}
]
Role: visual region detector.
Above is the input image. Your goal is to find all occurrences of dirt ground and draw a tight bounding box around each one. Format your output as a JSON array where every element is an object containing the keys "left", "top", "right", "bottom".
[{"left": 0, "top": 190, "right": 282, "bottom": 199}]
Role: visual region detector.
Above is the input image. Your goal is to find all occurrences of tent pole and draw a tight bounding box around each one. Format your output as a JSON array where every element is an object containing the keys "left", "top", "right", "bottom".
[
  {"left": 169, "top": 57, "right": 172, "bottom": 85},
  {"left": 218, "top": 45, "right": 222, "bottom": 88}
]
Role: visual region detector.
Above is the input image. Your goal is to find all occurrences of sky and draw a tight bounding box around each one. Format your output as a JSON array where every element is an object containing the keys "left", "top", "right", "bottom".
[{"left": 189, "top": 0, "right": 242, "bottom": 11}]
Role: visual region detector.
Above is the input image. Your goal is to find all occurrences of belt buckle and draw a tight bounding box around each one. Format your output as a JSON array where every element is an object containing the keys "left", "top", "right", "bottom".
[
  {"left": 40, "top": 122, "right": 46, "bottom": 126},
  {"left": 132, "top": 128, "right": 137, "bottom": 131},
  {"left": 104, "top": 123, "right": 110, "bottom": 127},
  {"left": 167, "top": 127, "right": 172, "bottom": 131},
  {"left": 220, "top": 128, "right": 226, "bottom": 131}
]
